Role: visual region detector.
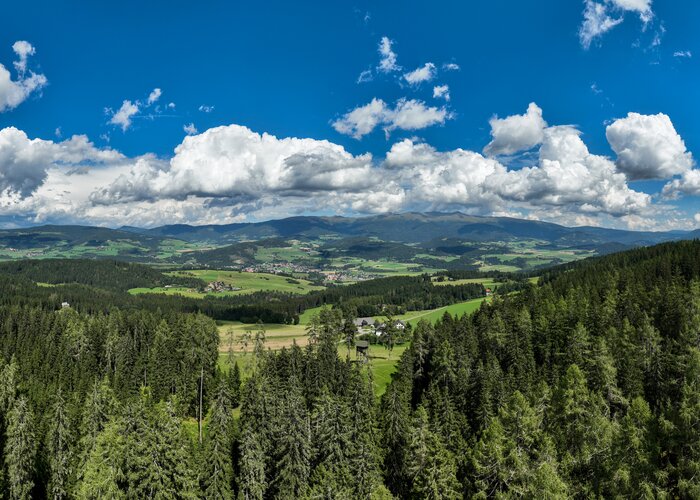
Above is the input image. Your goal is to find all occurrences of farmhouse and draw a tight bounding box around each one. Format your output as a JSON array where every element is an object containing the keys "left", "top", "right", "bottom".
[{"left": 353, "top": 317, "right": 374, "bottom": 328}]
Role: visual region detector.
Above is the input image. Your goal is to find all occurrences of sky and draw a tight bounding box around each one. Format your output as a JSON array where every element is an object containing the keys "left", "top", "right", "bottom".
[{"left": 0, "top": 0, "right": 699, "bottom": 230}]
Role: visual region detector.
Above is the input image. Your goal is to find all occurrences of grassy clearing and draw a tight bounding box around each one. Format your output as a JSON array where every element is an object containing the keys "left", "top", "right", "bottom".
[
  {"left": 128, "top": 270, "right": 324, "bottom": 298},
  {"left": 218, "top": 343, "right": 408, "bottom": 396}
]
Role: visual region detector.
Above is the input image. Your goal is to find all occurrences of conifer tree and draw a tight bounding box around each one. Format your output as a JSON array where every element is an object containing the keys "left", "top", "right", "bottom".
[
  {"left": 272, "top": 381, "right": 310, "bottom": 498},
  {"left": 204, "top": 383, "right": 235, "bottom": 498},
  {"left": 5, "top": 396, "right": 37, "bottom": 500},
  {"left": 47, "top": 389, "right": 73, "bottom": 500},
  {"left": 238, "top": 426, "right": 266, "bottom": 500},
  {"left": 407, "top": 406, "right": 460, "bottom": 500}
]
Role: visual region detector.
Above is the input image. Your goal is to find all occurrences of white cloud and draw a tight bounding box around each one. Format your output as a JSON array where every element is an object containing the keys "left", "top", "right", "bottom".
[
  {"left": 147, "top": 88, "right": 162, "bottom": 105},
  {"left": 199, "top": 105, "right": 214, "bottom": 113},
  {"left": 0, "top": 41, "right": 47, "bottom": 113},
  {"left": 403, "top": 63, "right": 436, "bottom": 85},
  {"left": 579, "top": 1, "right": 623, "bottom": 49},
  {"left": 91, "top": 124, "right": 376, "bottom": 204},
  {"left": 610, "top": 0, "right": 653, "bottom": 23},
  {"left": 11, "top": 41, "right": 35, "bottom": 75},
  {"left": 483, "top": 102, "right": 547, "bottom": 156},
  {"left": 606, "top": 112, "right": 693, "bottom": 179},
  {"left": 579, "top": 0, "right": 655, "bottom": 49},
  {"left": 357, "top": 68, "right": 373, "bottom": 84},
  {"left": 378, "top": 36, "right": 400, "bottom": 73},
  {"left": 332, "top": 98, "right": 451, "bottom": 139},
  {"left": 663, "top": 170, "right": 700, "bottom": 198},
  {"left": 386, "top": 125, "right": 651, "bottom": 219},
  {"left": 433, "top": 85, "right": 450, "bottom": 101},
  {"left": 167, "top": 102, "right": 176, "bottom": 109},
  {"left": 489, "top": 126, "right": 650, "bottom": 216},
  {"left": 674, "top": 50, "right": 692, "bottom": 58},
  {"left": 108, "top": 100, "right": 140, "bottom": 131},
  {"left": 0, "top": 104, "right": 692, "bottom": 230},
  {"left": 332, "top": 98, "right": 387, "bottom": 139},
  {"left": 0, "top": 127, "right": 124, "bottom": 198},
  {"left": 442, "top": 63, "right": 460, "bottom": 71},
  {"left": 183, "top": 123, "right": 198, "bottom": 135}
]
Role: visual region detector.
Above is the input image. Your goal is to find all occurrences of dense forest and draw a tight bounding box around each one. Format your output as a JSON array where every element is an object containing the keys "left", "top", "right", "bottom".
[{"left": 1, "top": 240, "right": 700, "bottom": 497}]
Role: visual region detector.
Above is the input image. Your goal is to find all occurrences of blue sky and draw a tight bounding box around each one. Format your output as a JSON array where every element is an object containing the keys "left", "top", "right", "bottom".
[{"left": 0, "top": 0, "right": 698, "bottom": 229}]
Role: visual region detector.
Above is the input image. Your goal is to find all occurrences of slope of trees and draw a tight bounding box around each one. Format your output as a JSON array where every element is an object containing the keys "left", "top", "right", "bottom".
[{"left": 0, "top": 240, "right": 698, "bottom": 496}]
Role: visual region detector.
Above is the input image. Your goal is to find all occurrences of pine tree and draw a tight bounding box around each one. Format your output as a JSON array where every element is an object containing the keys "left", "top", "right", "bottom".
[
  {"left": 311, "top": 389, "right": 351, "bottom": 486},
  {"left": 238, "top": 426, "right": 266, "bottom": 500},
  {"left": 5, "top": 396, "right": 37, "bottom": 500},
  {"left": 78, "top": 419, "right": 126, "bottom": 499},
  {"left": 406, "top": 406, "right": 460, "bottom": 500},
  {"left": 272, "top": 380, "right": 310, "bottom": 498},
  {"left": 204, "top": 383, "right": 235, "bottom": 499},
  {"left": 123, "top": 390, "right": 199, "bottom": 498},
  {"left": 229, "top": 361, "right": 242, "bottom": 407},
  {"left": 47, "top": 389, "right": 73, "bottom": 500}
]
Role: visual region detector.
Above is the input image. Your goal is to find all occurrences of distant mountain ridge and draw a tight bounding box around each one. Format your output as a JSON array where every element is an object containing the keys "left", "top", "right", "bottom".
[
  {"left": 120, "top": 212, "right": 697, "bottom": 247},
  {"left": 0, "top": 213, "right": 696, "bottom": 265}
]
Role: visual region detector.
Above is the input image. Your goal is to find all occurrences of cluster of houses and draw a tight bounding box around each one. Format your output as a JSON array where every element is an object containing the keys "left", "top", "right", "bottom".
[
  {"left": 353, "top": 317, "right": 406, "bottom": 337},
  {"left": 202, "top": 281, "right": 241, "bottom": 293},
  {"left": 239, "top": 262, "right": 382, "bottom": 283}
]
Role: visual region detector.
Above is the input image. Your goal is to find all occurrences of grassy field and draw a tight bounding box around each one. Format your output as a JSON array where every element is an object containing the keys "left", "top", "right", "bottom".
[
  {"left": 128, "top": 270, "right": 324, "bottom": 298},
  {"left": 218, "top": 343, "right": 408, "bottom": 396},
  {"left": 432, "top": 277, "right": 500, "bottom": 289}
]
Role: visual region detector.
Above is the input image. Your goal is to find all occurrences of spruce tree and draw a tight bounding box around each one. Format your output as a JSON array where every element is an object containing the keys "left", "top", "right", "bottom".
[
  {"left": 238, "top": 426, "right": 266, "bottom": 500},
  {"left": 204, "top": 383, "right": 234, "bottom": 498},
  {"left": 5, "top": 396, "right": 37, "bottom": 500},
  {"left": 47, "top": 389, "right": 73, "bottom": 500}
]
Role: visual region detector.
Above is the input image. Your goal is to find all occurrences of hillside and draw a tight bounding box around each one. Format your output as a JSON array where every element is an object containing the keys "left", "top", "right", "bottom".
[
  {"left": 0, "top": 214, "right": 695, "bottom": 276},
  {"left": 121, "top": 212, "right": 689, "bottom": 247}
]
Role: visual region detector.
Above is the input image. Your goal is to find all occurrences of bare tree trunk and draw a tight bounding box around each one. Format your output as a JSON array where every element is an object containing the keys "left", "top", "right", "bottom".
[{"left": 198, "top": 365, "right": 204, "bottom": 444}]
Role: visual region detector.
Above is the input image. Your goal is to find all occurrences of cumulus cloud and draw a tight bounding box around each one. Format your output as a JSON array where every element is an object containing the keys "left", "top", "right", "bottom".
[
  {"left": 91, "top": 124, "right": 376, "bottom": 204},
  {"left": 332, "top": 98, "right": 451, "bottom": 139},
  {"left": 674, "top": 50, "right": 692, "bottom": 58},
  {"left": 606, "top": 112, "right": 693, "bottom": 179},
  {"left": 442, "top": 63, "right": 460, "bottom": 71},
  {"left": 0, "top": 104, "right": 691, "bottom": 229},
  {"left": 108, "top": 100, "right": 140, "bottom": 131},
  {"left": 490, "top": 126, "right": 650, "bottom": 216},
  {"left": 403, "top": 63, "right": 436, "bottom": 85},
  {"left": 199, "top": 105, "right": 214, "bottom": 113},
  {"left": 378, "top": 37, "right": 400, "bottom": 73},
  {"left": 386, "top": 126, "right": 650, "bottom": 218},
  {"left": 0, "top": 41, "right": 47, "bottom": 113},
  {"left": 11, "top": 41, "right": 35, "bottom": 75},
  {"left": 0, "top": 127, "right": 124, "bottom": 198},
  {"left": 433, "top": 85, "right": 450, "bottom": 101},
  {"left": 663, "top": 170, "right": 700, "bottom": 198},
  {"left": 183, "top": 123, "right": 198, "bottom": 135},
  {"left": 483, "top": 103, "right": 547, "bottom": 156},
  {"left": 147, "top": 88, "right": 162, "bottom": 105}
]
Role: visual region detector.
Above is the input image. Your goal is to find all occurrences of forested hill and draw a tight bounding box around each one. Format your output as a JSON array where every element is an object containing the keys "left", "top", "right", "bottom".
[
  {"left": 371, "top": 238, "right": 700, "bottom": 497},
  {"left": 1, "top": 240, "right": 700, "bottom": 496},
  {"left": 0, "top": 259, "right": 202, "bottom": 292}
]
